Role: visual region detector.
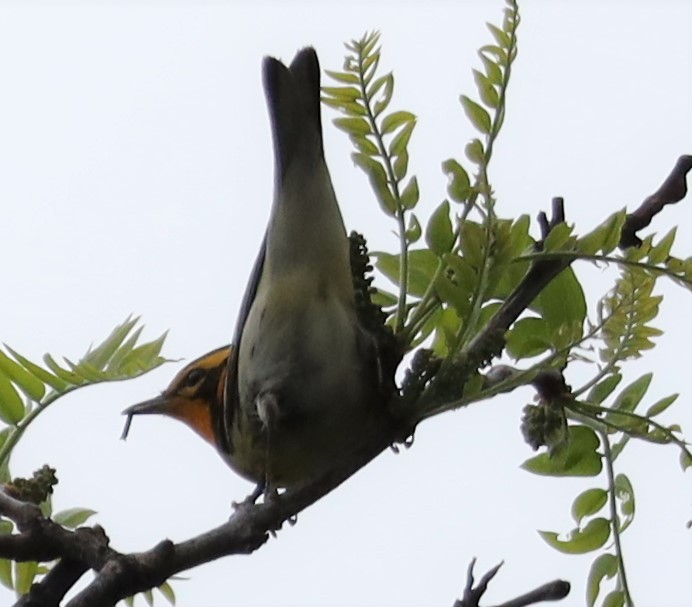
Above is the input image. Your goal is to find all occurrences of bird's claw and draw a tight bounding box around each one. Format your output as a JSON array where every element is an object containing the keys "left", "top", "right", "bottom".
[{"left": 231, "top": 483, "right": 265, "bottom": 512}]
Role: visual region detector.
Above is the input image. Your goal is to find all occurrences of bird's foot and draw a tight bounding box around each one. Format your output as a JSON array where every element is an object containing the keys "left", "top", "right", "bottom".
[{"left": 231, "top": 483, "right": 264, "bottom": 512}]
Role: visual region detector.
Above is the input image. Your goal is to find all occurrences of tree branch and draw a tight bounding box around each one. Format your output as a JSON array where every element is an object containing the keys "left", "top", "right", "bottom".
[
  {"left": 620, "top": 154, "right": 692, "bottom": 248},
  {"left": 453, "top": 558, "right": 570, "bottom": 607},
  {"left": 1, "top": 155, "right": 688, "bottom": 606},
  {"left": 17, "top": 559, "right": 88, "bottom": 607}
]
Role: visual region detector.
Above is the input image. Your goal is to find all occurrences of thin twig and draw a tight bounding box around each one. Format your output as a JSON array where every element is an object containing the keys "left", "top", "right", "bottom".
[
  {"left": 453, "top": 558, "right": 570, "bottom": 607},
  {"left": 620, "top": 155, "right": 692, "bottom": 247}
]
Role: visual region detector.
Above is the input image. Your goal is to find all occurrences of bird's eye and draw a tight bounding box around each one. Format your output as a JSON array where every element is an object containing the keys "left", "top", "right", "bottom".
[{"left": 183, "top": 368, "right": 205, "bottom": 388}]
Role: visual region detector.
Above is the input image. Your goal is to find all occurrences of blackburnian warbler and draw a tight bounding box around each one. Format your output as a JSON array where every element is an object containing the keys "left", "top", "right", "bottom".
[{"left": 124, "top": 48, "right": 389, "bottom": 492}]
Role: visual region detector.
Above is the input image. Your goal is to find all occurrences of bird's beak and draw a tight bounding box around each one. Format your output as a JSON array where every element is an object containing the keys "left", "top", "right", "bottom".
[
  {"left": 121, "top": 395, "right": 172, "bottom": 440},
  {"left": 121, "top": 393, "right": 217, "bottom": 445}
]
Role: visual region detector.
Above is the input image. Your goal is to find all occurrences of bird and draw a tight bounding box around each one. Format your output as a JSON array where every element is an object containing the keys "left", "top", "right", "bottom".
[{"left": 123, "top": 47, "right": 388, "bottom": 494}]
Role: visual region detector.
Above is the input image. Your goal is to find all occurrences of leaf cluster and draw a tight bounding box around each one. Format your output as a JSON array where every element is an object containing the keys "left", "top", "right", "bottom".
[
  {"left": 323, "top": 3, "right": 690, "bottom": 607},
  {"left": 0, "top": 317, "right": 173, "bottom": 605}
]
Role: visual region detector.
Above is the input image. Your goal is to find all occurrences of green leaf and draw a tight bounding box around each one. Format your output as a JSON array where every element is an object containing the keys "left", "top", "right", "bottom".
[
  {"left": 531, "top": 268, "right": 586, "bottom": 346},
  {"left": 459, "top": 220, "right": 486, "bottom": 270},
  {"left": 586, "top": 553, "right": 618, "bottom": 607},
  {"left": 602, "top": 211, "right": 627, "bottom": 253},
  {"left": 0, "top": 431, "right": 12, "bottom": 481},
  {"left": 375, "top": 250, "right": 439, "bottom": 297},
  {"left": 487, "top": 22, "right": 511, "bottom": 48},
  {"left": 508, "top": 215, "right": 531, "bottom": 256},
  {"left": 362, "top": 51, "right": 380, "bottom": 81},
  {"left": 13, "top": 560, "right": 38, "bottom": 595},
  {"left": 571, "top": 488, "right": 607, "bottom": 524},
  {"left": 473, "top": 69, "right": 499, "bottom": 108},
  {"left": 679, "top": 449, "right": 692, "bottom": 471},
  {"left": 321, "top": 97, "right": 358, "bottom": 114},
  {"left": 373, "top": 73, "right": 394, "bottom": 116},
  {"left": 610, "top": 434, "right": 629, "bottom": 461},
  {"left": 460, "top": 95, "right": 491, "bottom": 134},
  {"left": 614, "top": 473, "right": 635, "bottom": 532},
  {"left": 0, "top": 374, "right": 25, "bottom": 425},
  {"left": 444, "top": 253, "right": 478, "bottom": 294},
  {"left": 542, "top": 223, "right": 574, "bottom": 252},
  {"left": 67, "top": 360, "right": 105, "bottom": 383},
  {"left": 367, "top": 73, "right": 389, "bottom": 98},
  {"left": 586, "top": 374, "right": 622, "bottom": 405},
  {"left": 399, "top": 176, "right": 420, "bottom": 210},
  {"left": 602, "top": 590, "right": 625, "bottom": 607},
  {"left": 376, "top": 253, "right": 401, "bottom": 288},
  {"left": 479, "top": 44, "right": 507, "bottom": 62},
  {"left": 158, "top": 581, "right": 176, "bottom": 605},
  {"left": 477, "top": 301, "right": 502, "bottom": 330},
  {"left": 578, "top": 210, "right": 626, "bottom": 255},
  {"left": 406, "top": 249, "right": 440, "bottom": 297},
  {"left": 105, "top": 326, "right": 144, "bottom": 372},
  {"left": 119, "top": 334, "right": 167, "bottom": 376},
  {"left": 325, "top": 70, "right": 359, "bottom": 84},
  {"left": 321, "top": 86, "right": 361, "bottom": 101},
  {"left": 83, "top": 316, "right": 139, "bottom": 370},
  {"left": 461, "top": 373, "right": 485, "bottom": 400},
  {"left": 352, "top": 153, "right": 396, "bottom": 216},
  {"left": 648, "top": 227, "right": 676, "bottom": 264},
  {"left": 0, "top": 558, "right": 12, "bottom": 590},
  {"left": 465, "top": 139, "right": 485, "bottom": 165},
  {"left": 538, "top": 518, "right": 610, "bottom": 554},
  {"left": 5, "top": 347, "right": 68, "bottom": 393},
  {"left": 0, "top": 351, "right": 45, "bottom": 402},
  {"left": 393, "top": 150, "right": 409, "bottom": 181},
  {"left": 337, "top": 101, "right": 367, "bottom": 117},
  {"left": 425, "top": 200, "right": 454, "bottom": 255},
  {"left": 380, "top": 110, "right": 415, "bottom": 135},
  {"left": 442, "top": 159, "right": 471, "bottom": 204},
  {"left": 505, "top": 317, "right": 552, "bottom": 359},
  {"left": 334, "top": 117, "right": 371, "bottom": 136},
  {"left": 360, "top": 31, "right": 380, "bottom": 58},
  {"left": 435, "top": 273, "right": 472, "bottom": 320},
  {"left": 645, "top": 393, "right": 678, "bottom": 417},
  {"left": 53, "top": 507, "right": 97, "bottom": 529},
  {"left": 42, "top": 354, "right": 84, "bottom": 385},
  {"left": 480, "top": 54, "right": 502, "bottom": 85},
  {"left": 389, "top": 121, "right": 415, "bottom": 157},
  {"left": 370, "top": 288, "right": 398, "bottom": 309},
  {"left": 521, "top": 425, "right": 602, "bottom": 477},
  {"left": 432, "top": 307, "right": 462, "bottom": 357},
  {"left": 351, "top": 135, "right": 378, "bottom": 156},
  {"left": 607, "top": 373, "right": 652, "bottom": 421},
  {"left": 405, "top": 213, "right": 422, "bottom": 243}
]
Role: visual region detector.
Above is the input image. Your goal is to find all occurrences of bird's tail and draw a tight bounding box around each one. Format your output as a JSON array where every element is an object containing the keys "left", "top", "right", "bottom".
[{"left": 262, "top": 47, "right": 324, "bottom": 180}]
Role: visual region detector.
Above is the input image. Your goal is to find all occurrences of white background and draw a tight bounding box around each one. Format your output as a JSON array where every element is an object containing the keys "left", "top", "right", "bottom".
[{"left": 1, "top": 1, "right": 691, "bottom": 606}]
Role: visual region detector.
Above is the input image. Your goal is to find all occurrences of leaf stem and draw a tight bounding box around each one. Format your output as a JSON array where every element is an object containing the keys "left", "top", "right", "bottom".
[
  {"left": 516, "top": 252, "right": 692, "bottom": 288},
  {"left": 0, "top": 389, "right": 74, "bottom": 468},
  {"left": 600, "top": 431, "right": 635, "bottom": 606},
  {"left": 354, "top": 45, "right": 408, "bottom": 332},
  {"left": 571, "top": 401, "right": 692, "bottom": 461}
]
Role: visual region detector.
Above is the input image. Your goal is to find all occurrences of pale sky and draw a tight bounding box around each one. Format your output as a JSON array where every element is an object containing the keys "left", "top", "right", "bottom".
[{"left": 1, "top": 2, "right": 691, "bottom": 606}]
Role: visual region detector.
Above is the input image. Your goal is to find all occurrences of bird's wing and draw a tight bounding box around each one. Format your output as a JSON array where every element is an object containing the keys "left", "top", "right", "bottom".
[{"left": 220, "top": 232, "right": 267, "bottom": 454}]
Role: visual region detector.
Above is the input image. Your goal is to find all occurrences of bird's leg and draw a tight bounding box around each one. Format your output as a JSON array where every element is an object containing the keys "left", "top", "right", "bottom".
[{"left": 256, "top": 392, "right": 280, "bottom": 503}]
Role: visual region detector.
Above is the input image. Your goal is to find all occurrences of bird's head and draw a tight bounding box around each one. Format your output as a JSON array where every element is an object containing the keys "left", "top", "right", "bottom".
[{"left": 122, "top": 346, "right": 230, "bottom": 445}]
